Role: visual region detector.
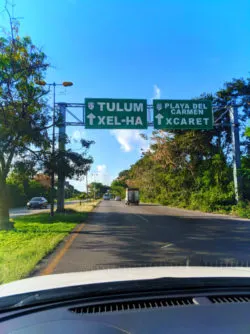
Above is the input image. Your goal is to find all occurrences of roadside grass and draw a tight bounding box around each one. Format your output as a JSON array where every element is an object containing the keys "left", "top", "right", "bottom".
[
  {"left": 64, "top": 197, "right": 95, "bottom": 202},
  {"left": 64, "top": 197, "right": 80, "bottom": 202},
  {"left": 64, "top": 199, "right": 101, "bottom": 213},
  {"left": 0, "top": 200, "right": 99, "bottom": 284}
]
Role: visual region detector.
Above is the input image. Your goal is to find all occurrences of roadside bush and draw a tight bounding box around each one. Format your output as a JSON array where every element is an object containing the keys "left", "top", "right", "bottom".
[
  {"left": 6, "top": 179, "right": 49, "bottom": 208},
  {"left": 7, "top": 183, "right": 26, "bottom": 207},
  {"left": 231, "top": 201, "right": 250, "bottom": 218},
  {"left": 28, "top": 180, "right": 48, "bottom": 199},
  {"left": 189, "top": 185, "right": 234, "bottom": 212}
]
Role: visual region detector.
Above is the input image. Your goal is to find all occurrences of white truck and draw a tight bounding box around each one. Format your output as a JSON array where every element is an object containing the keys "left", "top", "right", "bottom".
[{"left": 125, "top": 188, "right": 139, "bottom": 205}]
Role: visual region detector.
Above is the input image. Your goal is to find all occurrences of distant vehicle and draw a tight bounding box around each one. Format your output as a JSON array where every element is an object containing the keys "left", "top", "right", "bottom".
[
  {"left": 27, "top": 197, "right": 48, "bottom": 209},
  {"left": 115, "top": 196, "right": 121, "bottom": 201},
  {"left": 103, "top": 194, "right": 110, "bottom": 200},
  {"left": 125, "top": 188, "right": 139, "bottom": 205}
]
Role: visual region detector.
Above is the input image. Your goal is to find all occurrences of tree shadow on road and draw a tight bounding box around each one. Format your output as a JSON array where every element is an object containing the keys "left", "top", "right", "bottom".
[{"left": 69, "top": 210, "right": 250, "bottom": 270}]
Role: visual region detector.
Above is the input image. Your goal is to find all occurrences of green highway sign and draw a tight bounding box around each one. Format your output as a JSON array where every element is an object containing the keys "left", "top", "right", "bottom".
[
  {"left": 85, "top": 98, "right": 147, "bottom": 129},
  {"left": 153, "top": 99, "right": 213, "bottom": 130}
]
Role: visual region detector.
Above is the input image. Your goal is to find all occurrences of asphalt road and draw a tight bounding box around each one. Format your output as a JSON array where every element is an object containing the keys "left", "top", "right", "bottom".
[
  {"left": 10, "top": 200, "right": 81, "bottom": 218},
  {"left": 37, "top": 200, "right": 250, "bottom": 275}
]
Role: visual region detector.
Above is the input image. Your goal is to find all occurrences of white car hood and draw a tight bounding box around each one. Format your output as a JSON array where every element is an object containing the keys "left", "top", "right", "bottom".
[{"left": 1, "top": 266, "right": 250, "bottom": 298}]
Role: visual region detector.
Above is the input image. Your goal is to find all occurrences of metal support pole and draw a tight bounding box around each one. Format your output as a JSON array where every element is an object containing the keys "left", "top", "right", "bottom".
[
  {"left": 229, "top": 104, "right": 242, "bottom": 203},
  {"left": 50, "top": 83, "right": 56, "bottom": 216},
  {"left": 57, "top": 103, "right": 67, "bottom": 212}
]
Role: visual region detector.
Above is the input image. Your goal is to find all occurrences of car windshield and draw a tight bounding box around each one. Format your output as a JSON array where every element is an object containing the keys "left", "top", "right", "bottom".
[{"left": 0, "top": 0, "right": 250, "bottom": 307}]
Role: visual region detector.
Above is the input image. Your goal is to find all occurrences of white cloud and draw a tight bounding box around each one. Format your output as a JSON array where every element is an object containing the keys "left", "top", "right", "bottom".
[
  {"left": 94, "top": 164, "right": 111, "bottom": 185},
  {"left": 69, "top": 179, "right": 85, "bottom": 192},
  {"left": 72, "top": 130, "right": 86, "bottom": 141},
  {"left": 153, "top": 84, "right": 161, "bottom": 99},
  {"left": 109, "top": 85, "right": 160, "bottom": 153},
  {"left": 110, "top": 130, "right": 148, "bottom": 153},
  {"left": 111, "top": 130, "right": 133, "bottom": 152},
  {"left": 72, "top": 130, "right": 81, "bottom": 140},
  {"left": 96, "top": 164, "right": 107, "bottom": 173}
]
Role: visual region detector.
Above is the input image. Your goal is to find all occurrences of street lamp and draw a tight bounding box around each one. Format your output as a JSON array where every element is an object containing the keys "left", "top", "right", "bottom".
[{"left": 36, "top": 80, "right": 73, "bottom": 216}]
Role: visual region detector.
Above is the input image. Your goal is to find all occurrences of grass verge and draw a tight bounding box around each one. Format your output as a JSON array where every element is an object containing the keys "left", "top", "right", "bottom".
[{"left": 0, "top": 200, "right": 99, "bottom": 284}]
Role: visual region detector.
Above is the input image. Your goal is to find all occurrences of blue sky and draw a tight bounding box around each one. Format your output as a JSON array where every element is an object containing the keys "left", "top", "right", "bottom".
[{"left": 1, "top": 0, "right": 250, "bottom": 190}]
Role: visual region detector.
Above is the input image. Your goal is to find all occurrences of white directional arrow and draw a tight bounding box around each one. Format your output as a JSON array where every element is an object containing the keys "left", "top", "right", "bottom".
[
  {"left": 87, "top": 113, "right": 96, "bottom": 125},
  {"left": 155, "top": 113, "right": 164, "bottom": 125}
]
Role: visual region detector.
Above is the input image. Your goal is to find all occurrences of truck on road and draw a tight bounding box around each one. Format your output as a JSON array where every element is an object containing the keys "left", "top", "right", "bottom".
[{"left": 125, "top": 188, "right": 139, "bottom": 205}]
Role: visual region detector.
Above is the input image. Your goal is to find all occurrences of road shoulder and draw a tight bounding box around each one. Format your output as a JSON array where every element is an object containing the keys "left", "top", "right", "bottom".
[{"left": 31, "top": 200, "right": 100, "bottom": 277}]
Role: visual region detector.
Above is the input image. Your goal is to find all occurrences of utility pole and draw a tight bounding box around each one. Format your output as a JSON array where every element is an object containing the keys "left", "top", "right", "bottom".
[
  {"left": 86, "top": 171, "right": 88, "bottom": 201},
  {"left": 86, "top": 172, "right": 88, "bottom": 194},
  {"left": 229, "top": 102, "right": 242, "bottom": 203},
  {"left": 91, "top": 172, "right": 98, "bottom": 200}
]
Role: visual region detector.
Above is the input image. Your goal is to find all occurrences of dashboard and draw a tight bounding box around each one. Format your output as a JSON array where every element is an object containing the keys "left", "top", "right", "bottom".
[{"left": 1, "top": 291, "right": 250, "bottom": 333}]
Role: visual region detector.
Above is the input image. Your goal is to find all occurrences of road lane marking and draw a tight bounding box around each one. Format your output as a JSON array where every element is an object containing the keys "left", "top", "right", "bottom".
[
  {"left": 40, "top": 223, "right": 85, "bottom": 275},
  {"left": 161, "top": 243, "right": 173, "bottom": 248},
  {"left": 135, "top": 214, "right": 149, "bottom": 222}
]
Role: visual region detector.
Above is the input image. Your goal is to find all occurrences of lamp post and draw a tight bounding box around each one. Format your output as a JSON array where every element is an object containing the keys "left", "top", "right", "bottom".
[
  {"left": 91, "top": 172, "right": 98, "bottom": 200},
  {"left": 36, "top": 80, "right": 73, "bottom": 216}
]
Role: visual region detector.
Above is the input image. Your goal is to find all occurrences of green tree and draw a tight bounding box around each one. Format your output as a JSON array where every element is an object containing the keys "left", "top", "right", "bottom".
[
  {"left": 0, "top": 16, "right": 50, "bottom": 229},
  {"left": 43, "top": 139, "right": 94, "bottom": 212},
  {"left": 64, "top": 183, "right": 81, "bottom": 199},
  {"left": 117, "top": 77, "right": 250, "bottom": 211},
  {"left": 110, "top": 179, "right": 127, "bottom": 198},
  {"left": 241, "top": 127, "right": 250, "bottom": 199},
  {"left": 88, "top": 182, "right": 110, "bottom": 198},
  {"left": 11, "top": 160, "right": 36, "bottom": 199},
  {"left": 6, "top": 171, "right": 49, "bottom": 208},
  {"left": 6, "top": 175, "right": 26, "bottom": 207}
]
